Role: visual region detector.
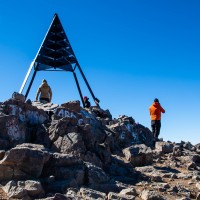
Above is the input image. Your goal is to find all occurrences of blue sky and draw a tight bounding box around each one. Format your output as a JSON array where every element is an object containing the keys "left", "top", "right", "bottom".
[{"left": 0, "top": 0, "right": 200, "bottom": 144}]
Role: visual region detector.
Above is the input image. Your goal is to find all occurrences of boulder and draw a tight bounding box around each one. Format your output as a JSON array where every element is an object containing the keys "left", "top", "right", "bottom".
[
  {"left": 48, "top": 118, "right": 73, "bottom": 142},
  {"left": 12, "top": 92, "right": 25, "bottom": 103},
  {"left": 140, "top": 189, "right": 166, "bottom": 200},
  {"left": 90, "top": 107, "right": 112, "bottom": 120},
  {"left": 0, "top": 165, "right": 13, "bottom": 181},
  {"left": 32, "top": 101, "right": 59, "bottom": 112},
  {"left": 80, "top": 187, "right": 107, "bottom": 200},
  {"left": 123, "top": 144, "right": 153, "bottom": 166},
  {"left": 119, "top": 188, "right": 137, "bottom": 196},
  {"left": 107, "top": 191, "right": 135, "bottom": 200},
  {"left": 42, "top": 153, "right": 85, "bottom": 187},
  {"left": 66, "top": 188, "right": 82, "bottom": 199},
  {"left": 24, "top": 180, "right": 45, "bottom": 198},
  {"left": 3, "top": 180, "right": 28, "bottom": 199},
  {"left": 61, "top": 100, "right": 81, "bottom": 113},
  {"left": 155, "top": 141, "right": 174, "bottom": 153},
  {"left": 60, "top": 132, "right": 86, "bottom": 155},
  {"left": 85, "top": 162, "right": 110, "bottom": 184},
  {"left": 2, "top": 100, "right": 48, "bottom": 125},
  {"left": 0, "top": 143, "right": 50, "bottom": 179},
  {"left": 0, "top": 115, "right": 26, "bottom": 148}
]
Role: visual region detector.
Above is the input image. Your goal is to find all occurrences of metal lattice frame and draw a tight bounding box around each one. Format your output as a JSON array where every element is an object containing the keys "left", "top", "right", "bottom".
[{"left": 19, "top": 13, "right": 99, "bottom": 107}]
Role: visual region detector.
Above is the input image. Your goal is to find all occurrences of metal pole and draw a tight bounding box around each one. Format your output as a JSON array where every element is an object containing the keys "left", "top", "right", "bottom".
[
  {"left": 73, "top": 72, "right": 85, "bottom": 107},
  {"left": 76, "top": 63, "right": 97, "bottom": 102},
  {"left": 25, "top": 66, "right": 38, "bottom": 99},
  {"left": 19, "top": 61, "right": 35, "bottom": 94}
]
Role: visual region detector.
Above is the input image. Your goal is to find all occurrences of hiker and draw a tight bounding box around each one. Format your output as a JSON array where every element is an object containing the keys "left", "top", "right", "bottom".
[
  {"left": 36, "top": 79, "right": 52, "bottom": 103},
  {"left": 83, "top": 96, "right": 91, "bottom": 108},
  {"left": 149, "top": 98, "right": 165, "bottom": 145}
]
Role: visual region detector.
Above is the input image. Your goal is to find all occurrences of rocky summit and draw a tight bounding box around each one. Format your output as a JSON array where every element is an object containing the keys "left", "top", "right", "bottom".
[{"left": 0, "top": 94, "right": 199, "bottom": 200}]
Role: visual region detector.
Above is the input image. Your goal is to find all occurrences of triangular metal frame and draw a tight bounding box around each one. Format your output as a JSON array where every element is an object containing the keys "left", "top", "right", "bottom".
[{"left": 19, "top": 13, "right": 99, "bottom": 107}]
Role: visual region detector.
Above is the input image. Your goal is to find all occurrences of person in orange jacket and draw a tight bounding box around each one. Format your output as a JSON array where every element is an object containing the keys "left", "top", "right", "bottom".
[{"left": 149, "top": 98, "right": 165, "bottom": 143}]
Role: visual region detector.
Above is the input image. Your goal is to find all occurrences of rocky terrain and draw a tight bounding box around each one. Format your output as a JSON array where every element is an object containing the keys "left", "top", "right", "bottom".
[{"left": 0, "top": 93, "right": 199, "bottom": 200}]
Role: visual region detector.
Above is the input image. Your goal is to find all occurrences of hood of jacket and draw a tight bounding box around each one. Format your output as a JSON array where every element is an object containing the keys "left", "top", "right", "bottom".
[
  {"left": 152, "top": 102, "right": 160, "bottom": 107},
  {"left": 40, "top": 82, "right": 49, "bottom": 87},
  {"left": 149, "top": 102, "right": 165, "bottom": 121}
]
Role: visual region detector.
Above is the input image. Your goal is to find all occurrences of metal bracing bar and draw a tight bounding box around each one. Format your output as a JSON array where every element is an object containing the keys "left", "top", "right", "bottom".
[
  {"left": 76, "top": 63, "right": 96, "bottom": 101},
  {"left": 25, "top": 68, "right": 37, "bottom": 100},
  {"left": 73, "top": 64, "right": 77, "bottom": 71},
  {"left": 44, "top": 47, "right": 55, "bottom": 51},
  {"left": 73, "top": 72, "right": 85, "bottom": 107},
  {"left": 19, "top": 61, "right": 35, "bottom": 94}
]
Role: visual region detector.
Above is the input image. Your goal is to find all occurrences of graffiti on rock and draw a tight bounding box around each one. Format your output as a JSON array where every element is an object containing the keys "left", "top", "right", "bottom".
[
  {"left": 6, "top": 117, "right": 25, "bottom": 141},
  {"left": 26, "top": 110, "right": 47, "bottom": 124},
  {"left": 125, "top": 123, "right": 138, "bottom": 142},
  {"left": 8, "top": 105, "right": 47, "bottom": 125},
  {"left": 56, "top": 109, "right": 77, "bottom": 119}
]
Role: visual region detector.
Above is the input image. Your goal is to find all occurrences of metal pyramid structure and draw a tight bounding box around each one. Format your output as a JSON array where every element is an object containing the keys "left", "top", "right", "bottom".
[{"left": 19, "top": 13, "right": 99, "bottom": 107}]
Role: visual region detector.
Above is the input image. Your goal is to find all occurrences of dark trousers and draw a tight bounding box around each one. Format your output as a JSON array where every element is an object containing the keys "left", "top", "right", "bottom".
[
  {"left": 39, "top": 98, "right": 50, "bottom": 103},
  {"left": 151, "top": 120, "right": 161, "bottom": 139}
]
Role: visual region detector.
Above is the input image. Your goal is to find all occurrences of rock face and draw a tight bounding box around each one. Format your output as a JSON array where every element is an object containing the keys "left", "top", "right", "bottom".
[
  {"left": 123, "top": 144, "right": 153, "bottom": 166},
  {"left": 0, "top": 96, "right": 199, "bottom": 199}
]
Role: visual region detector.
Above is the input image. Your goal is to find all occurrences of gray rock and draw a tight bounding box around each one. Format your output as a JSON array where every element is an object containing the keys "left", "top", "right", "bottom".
[
  {"left": 119, "top": 188, "right": 137, "bottom": 196},
  {"left": 12, "top": 92, "right": 25, "bottom": 103},
  {"left": 123, "top": 144, "right": 153, "bottom": 166},
  {"left": 24, "top": 180, "right": 45, "bottom": 197},
  {"left": 0, "top": 165, "right": 13, "bottom": 181},
  {"left": 66, "top": 188, "right": 82, "bottom": 199},
  {"left": 61, "top": 101, "right": 81, "bottom": 113},
  {"left": 140, "top": 189, "right": 166, "bottom": 200},
  {"left": 107, "top": 191, "right": 135, "bottom": 200},
  {"left": 48, "top": 153, "right": 83, "bottom": 167},
  {"left": 38, "top": 193, "right": 70, "bottom": 199},
  {"left": 85, "top": 162, "right": 109, "bottom": 184},
  {"left": 3, "top": 180, "right": 27, "bottom": 199},
  {"left": 32, "top": 101, "right": 59, "bottom": 112},
  {"left": 60, "top": 132, "right": 86, "bottom": 155},
  {"left": 0, "top": 143, "right": 50, "bottom": 179},
  {"left": 42, "top": 153, "right": 85, "bottom": 186},
  {"left": 155, "top": 141, "right": 174, "bottom": 154},
  {"left": 0, "top": 115, "right": 26, "bottom": 148},
  {"left": 80, "top": 187, "right": 107, "bottom": 200}
]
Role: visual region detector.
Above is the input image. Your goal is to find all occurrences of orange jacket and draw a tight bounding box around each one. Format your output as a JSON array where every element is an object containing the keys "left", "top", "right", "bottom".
[{"left": 149, "top": 102, "right": 165, "bottom": 120}]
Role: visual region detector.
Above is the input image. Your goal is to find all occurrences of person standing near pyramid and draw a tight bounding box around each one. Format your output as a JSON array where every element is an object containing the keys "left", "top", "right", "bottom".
[
  {"left": 36, "top": 79, "right": 52, "bottom": 103},
  {"left": 149, "top": 98, "right": 165, "bottom": 146}
]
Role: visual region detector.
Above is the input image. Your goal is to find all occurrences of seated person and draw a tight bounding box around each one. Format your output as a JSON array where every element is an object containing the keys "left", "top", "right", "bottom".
[{"left": 83, "top": 96, "right": 91, "bottom": 108}]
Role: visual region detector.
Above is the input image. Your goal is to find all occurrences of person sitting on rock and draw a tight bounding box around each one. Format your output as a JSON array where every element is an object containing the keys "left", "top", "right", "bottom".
[
  {"left": 36, "top": 79, "right": 52, "bottom": 103},
  {"left": 83, "top": 96, "right": 91, "bottom": 108}
]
